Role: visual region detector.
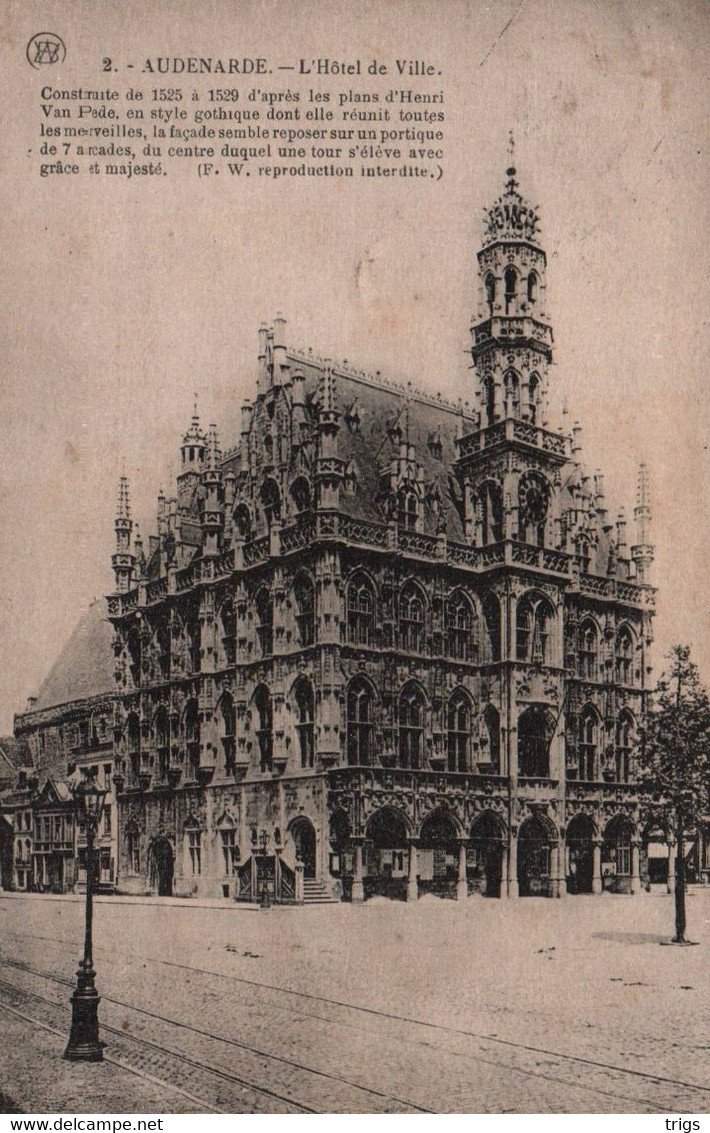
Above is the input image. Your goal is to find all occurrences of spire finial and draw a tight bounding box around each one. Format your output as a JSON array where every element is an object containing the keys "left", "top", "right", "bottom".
[
  {"left": 507, "top": 128, "right": 515, "bottom": 164},
  {"left": 116, "top": 475, "right": 131, "bottom": 520}
]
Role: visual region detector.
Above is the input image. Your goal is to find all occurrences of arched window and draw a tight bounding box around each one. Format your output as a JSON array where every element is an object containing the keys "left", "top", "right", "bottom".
[
  {"left": 255, "top": 587, "right": 273, "bottom": 656},
  {"left": 347, "top": 574, "right": 375, "bottom": 646},
  {"left": 294, "top": 678, "right": 315, "bottom": 769},
  {"left": 485, "top": 272, "right": 496, "bottom": 313},
  {"left": 260, "top": 478, "right": 281, "bottom": 526},
  {"left": 155, "top": 707, "right": 170, "bottom": 780},
  {"left": 293, "top": 574, "right": 315, "bottom": 648},
  {"left": 482, "top": 593, "right": 501, "bottom": 662},
  {"left": 504, "top": 266, "right": 518, "bottom": 313},
  {"left": 127, "top": 628, "right": 141, "bottom": 687},
  {"left": 527, "top": 271, "right": 538, "bottom": 305},
  {"left": 615, "top": 626, "right": 634, "bottom": 684},
  {"left": 447, "top": 691, "right": 471, "bottom": 773},
  {"left": 186, "top": 616, "right": 201, "bottom": 674},
  {"left": 234, "top": 503, "right": 251, "bottom": 540},
  {"left": 478, "top": 481, "right": 503, "bottom": 544},
  {"left": 399, "top": 582, "right": 425, "bottom": 653},
  {"left": 578, "top": 707, "right": 598, "bottom": 781},
  {"left": 290, "top": 476, "right": 311, "bottom": 514},
  {"left": 254, "top": 685, "right": 273, "bottom": 772},
  {"left": 184, "top": 818, "right": 202, "bottom": 876},
  {"left": 156, "top": 617, "right": 171, "bottom": 680},
  {"left": 446, "top": 591, "right": 476, "bottom": 662},
  {"left": 185, "top": 699, "right": 200, "bottom": 780},
  {"left": 398, "top": 489, "right": 418, "bottom": 530},
  {"left": 518, "top": 706, "right": 552, "bottom": 778},
  {"left": 483, "top": 705, "right": 501, "bottom": 772},
  {"left": 578, "top": 620, "right": 598, "bottom": 680},
  {"left": 127, "top": 713, "right": 140, "bottom": 780},
  {"left": 528, "top": 373, "right": 540, "bottom": 424},
  {"left": 516, "top": 595, "right": 553, "bottom": 664},
  {"left": 399, "top": 683, "right": 426, "bottom": 769},
  {"left": 484, "top": 376, "right": 496, "bottom": 426},
  {"left": 346, "top": 678, "right": 375, "bottom": 766},
  {"left": 219, "top": 599, "right": 236, "bottom": 666},
  {"left": 504, "top": 370, "right": 520, "bottom": 418},
  {"left": 220, "top": 693, "right": 235, "bottom": 776},
  {"left": 616, "top": 711, "right": 634, "bottom": 782},
  {"left": 217, "top": 817, "right": 239, "bottom": 875}
]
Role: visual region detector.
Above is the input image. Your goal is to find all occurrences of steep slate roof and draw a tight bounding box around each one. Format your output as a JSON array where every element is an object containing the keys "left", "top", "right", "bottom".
[{"left": 31, "top": 598, "right": 116, "bottom": 712}]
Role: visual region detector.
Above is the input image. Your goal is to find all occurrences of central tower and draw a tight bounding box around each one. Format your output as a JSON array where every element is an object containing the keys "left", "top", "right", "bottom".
[{"left": 471, "top": 163, "right": 553, "bottom": 429}]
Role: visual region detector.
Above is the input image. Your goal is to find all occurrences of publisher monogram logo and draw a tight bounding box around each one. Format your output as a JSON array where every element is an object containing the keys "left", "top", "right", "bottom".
[{"left": 26, "top": 32, "right": 66, "bottom": 69}]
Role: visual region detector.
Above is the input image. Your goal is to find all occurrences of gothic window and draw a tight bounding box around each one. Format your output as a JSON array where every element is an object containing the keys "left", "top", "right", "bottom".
[
  {"left": 219, "top": 599, "right": 236, "bottom": 666},
  {"left": 478, "top": 481, "right": 503, "bottom": 543},
  {"left": 290, "top": 476, "right": 311, "bottom": 514},
  {"left": 220, "top": 692, "right": 236, "bottom": 776},
  {"left": 186, "top": 615, "right": 201, "bottom": 674},
  {"left": 127, "top": 628, "right": 141, "bottom": 687},
  {"left": 527, "top": 271, "right": 538, "bottom": 305},
  {"left": 186, "top": 825, "right": 202, "bottom": 875},
  {"left": 346, "top": 677, "right": 375, "bottom": 766},
  {"left": 185, "top": 699, "right": 200, "bottom": 780},
  {"left": 399, "top": 582, "right": 425, "bottom": 653},
  {"left": 263, "top": 433, "right": 273, "bottom": 463},
  {"left": 485, "top": 272, "right": 496, "bottom": 313},
  {"left": 482, "top": 593, "right": 501, "bottom": 662},
  {"left": 127, "top": 713, "right": 140, "bottom": 780},
  {"left": 504, "top": 370, "right": 520, "bottom": 418},
  {"left": 615, "top": 711, "right": 634, "bottom": 782},
  {"left": 578, "top": 539, "right": 591, "bottom": 574},
  {"left": 483, "top": 704, "right": 501, "bottom": 771},
  {"left": 294, "top": 677, "right": 315, "bottom": 770},
  {"left": 156, "top": 617, "right": 171, "bottom": 680},
  {"left": 518, "top": 472, "right": 550, "bottom": 546},
  {"left": 518, "top": 706, "right": 552, "bottom": 778},
  {"left": 447, "top": 690, "right": 472, "bottom": 772},
  {"left": 516, "top": 595, "right": 553, "bottom": 664},
  {"left": 578, "top": 619, "right": 598, "bottom": 680},
  {"left": 398, "top": 489, "right": 418, "bottom": 530},
  {"left": 293, "top": 574, "right": 315, "bottom": 647},
  {"left": 578, "top": 707, "right": 598, "bottom": 781},
  {"left": 219, "top": 823, "right": 238, "bottom": 874},
  {"left": 504, "top": 265, "right": 518, "bottom": 313},
  {"left": 260, "top": 478, "right": 281, "bottom": 526},
  {"left": 155, "top": 707, "right": 170, "bottom": 780},
  {"left": 446, "top": 591, "right": 476, "bottom": 662},
  {"left": 254, "top": 685, "right": 273, "bottom": 772},
  {"left": 255, "top": 587, "right": 273, "bottom": 656},
  {"left": 347, "top": 575, "right": 375, "bottom": 646},
  {"left": 528, "top": 373, "right": 541, "bottom": 424},
  {"left": 615, "top": 626, "right": 634, "bottom": 684},
  {"left": 484, "top": 376, "right": 496, "bottom": 426},
  {"left": 234, "top": 503, "right": 252, "bottom": 540},
  {"left": 399, "top": 683, "right": 426, "bottom": 769}
]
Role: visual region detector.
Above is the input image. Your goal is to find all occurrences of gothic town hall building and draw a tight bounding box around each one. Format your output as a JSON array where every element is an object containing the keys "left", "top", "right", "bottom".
[{"left": 108, "top": 164, "right": 656, "bottom": 903}]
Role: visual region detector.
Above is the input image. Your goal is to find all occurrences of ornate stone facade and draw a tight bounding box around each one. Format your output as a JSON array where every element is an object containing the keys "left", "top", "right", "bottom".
[{"left": 108, "top": 165, "right": 656, "bottom": 902}]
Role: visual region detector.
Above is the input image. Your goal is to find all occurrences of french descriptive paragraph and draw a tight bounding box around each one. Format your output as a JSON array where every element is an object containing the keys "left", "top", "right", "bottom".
[{"left": 34, "top": 58, "right": 446, "bottom": 184}]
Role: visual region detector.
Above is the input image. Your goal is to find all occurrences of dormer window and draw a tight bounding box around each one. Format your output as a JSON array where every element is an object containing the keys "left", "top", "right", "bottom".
[{"left": 398, "top": 490, "right": 418, "bottom": 530}]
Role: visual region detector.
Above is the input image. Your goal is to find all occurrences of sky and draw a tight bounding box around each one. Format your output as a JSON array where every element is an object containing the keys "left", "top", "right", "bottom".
[{"left": 0, "top": 0, "right": 708, "bottom": 732}]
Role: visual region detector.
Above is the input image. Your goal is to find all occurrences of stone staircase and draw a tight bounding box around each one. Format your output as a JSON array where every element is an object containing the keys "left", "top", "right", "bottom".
[{"left": 302, "top": 877, "right": 339, "bottom": 904}]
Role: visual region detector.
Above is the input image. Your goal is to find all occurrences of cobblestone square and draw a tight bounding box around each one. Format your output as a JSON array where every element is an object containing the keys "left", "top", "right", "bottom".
[{"left": 0, "top": 888, "right": 707, "bottom": 1114}]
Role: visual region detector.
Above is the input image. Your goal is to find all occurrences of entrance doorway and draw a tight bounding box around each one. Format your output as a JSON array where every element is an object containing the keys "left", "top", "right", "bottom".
[
  {"left": 470, "top": 812, "right": 505, "bottom": 897},
  {"left": 518, "top": 815, "right": 556, "bottom": 897},
  {"left": 150, "top": 838, "right": 174, "bottom": 897},
  {"left": 291, "top": 818, "right": 316, "bottom": 879},
  {"left": 566, "top": 815, "right": 595, "bottom": 894}
]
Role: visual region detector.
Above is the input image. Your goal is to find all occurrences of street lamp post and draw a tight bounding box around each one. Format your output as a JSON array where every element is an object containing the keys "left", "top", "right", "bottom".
[{"left": 64, "top": 771, "right": 108, "bottom": 1062}]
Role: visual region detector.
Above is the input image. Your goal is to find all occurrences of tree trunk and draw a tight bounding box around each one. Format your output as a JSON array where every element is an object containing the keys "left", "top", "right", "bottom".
[{"left": 673, "top": 839, "right": 687, "bottom": 943}]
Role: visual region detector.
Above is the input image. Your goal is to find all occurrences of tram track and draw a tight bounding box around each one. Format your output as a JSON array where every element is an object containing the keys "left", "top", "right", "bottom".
[{"left": 0, "top": 944, "right": 707, "bottom": 1113}]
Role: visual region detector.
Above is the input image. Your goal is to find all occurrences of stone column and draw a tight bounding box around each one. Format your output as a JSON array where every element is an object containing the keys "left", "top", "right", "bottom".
[
  {"left": 507, "top": 827, "right": 519, "bottom": 898},
  {"left": 555, "top": 839, "right": 567, "bottom": 898},
  {"left": 456, "top": 841, "right": 468, "bottom": 902},
  {"left": 407, "top": 839, "right": 419, "bottom": 902},
  {"left": 499, "top": 840, "right": 508, "bottom": 899},
  {"left": 592, "top": 838, "right": 603, "bottom": 895},
  {"left": 631, "top": 840, "right": 641, "bottom": 895},
  {"left": 351, "top": 839, "right": 364, "bottom": 904},
  {"left": 667, "top": 838, "right": 677, "bottom": 894}
]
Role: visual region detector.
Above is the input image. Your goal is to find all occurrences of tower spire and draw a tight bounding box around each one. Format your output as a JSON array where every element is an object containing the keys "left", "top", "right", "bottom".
[
  {"left": 632, "top": 463, "right": 654, "bottom": 582},
  {"left": 112, "top": 475, "right": 135, "bottom": 592}
]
